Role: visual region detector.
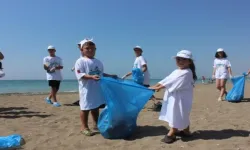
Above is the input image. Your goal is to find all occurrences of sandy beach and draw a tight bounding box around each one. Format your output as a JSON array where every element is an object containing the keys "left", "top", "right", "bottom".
[{"left": 1, "top": 83, "right": 250, "bottom": 150}]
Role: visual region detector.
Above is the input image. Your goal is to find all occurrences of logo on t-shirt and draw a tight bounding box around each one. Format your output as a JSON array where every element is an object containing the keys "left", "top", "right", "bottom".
[
  {"left": 216, "top": 63, "right": 226, "bottom": 68},
  {"left": 133, "top": 63, "right": 138, "bottom": 69},
  {"left": 46, "top": 60, "right": 59, "bottom": 69},
  {"left": 89, "top": 66, "right": 101, "bottom": 75}
]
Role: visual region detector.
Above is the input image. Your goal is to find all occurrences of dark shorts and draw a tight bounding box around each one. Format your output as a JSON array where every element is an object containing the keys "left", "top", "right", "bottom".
[
  {"left": 143, "top": 84, "right": 150, "bottom": 87},
  {"left": 48, "top": 80, "right": 61, "bottom": 90}
]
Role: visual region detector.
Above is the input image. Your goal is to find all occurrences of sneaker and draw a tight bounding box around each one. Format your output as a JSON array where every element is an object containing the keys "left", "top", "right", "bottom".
[
  {"left": 45, "top": 98, "right": 53, "bottom": 104},
  {"left": 53, "top": 102, "right": 61, "bottom": 107}
]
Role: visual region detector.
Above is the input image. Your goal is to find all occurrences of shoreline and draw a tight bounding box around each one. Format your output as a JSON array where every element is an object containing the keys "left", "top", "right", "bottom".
[
  {"left": 0, "top": 82, "right": 216, "bottom": 96},
  {"left": 0, "top": 91, "right": 78, "bottom": 96}
]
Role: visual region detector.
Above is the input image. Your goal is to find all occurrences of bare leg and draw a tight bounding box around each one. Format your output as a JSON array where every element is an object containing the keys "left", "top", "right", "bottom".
[
  {"left": 90, "top": 108, "right": 99, "bottom": 129},
  {"left": 167, "top": 127, "right": 177, "bottom": 136},
  {"left": 48, "top": 87, "right": 52, "bottom": 99},
  {"left": 216, "top": 79, "right": 221, "bottom": 91},
  {"left": 220, "top": 79, "right": 227, "bottom": 97},
  {"left": 48, "top": 93, "right": 52, "bottom": 100},
  {"left": 51, "top": 87, "right": 58, "bottom": 102},
  {"left": 80, "top": 110, "right": 90, "bottom": 130}
]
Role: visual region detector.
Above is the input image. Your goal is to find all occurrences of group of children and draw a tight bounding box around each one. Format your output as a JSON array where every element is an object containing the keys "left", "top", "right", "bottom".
[
  {"left": 39, "top": 39, "right": 248, "bottom": 144},
  {"left": 0, "top": 39, "right": 248, "bottom": 144}
]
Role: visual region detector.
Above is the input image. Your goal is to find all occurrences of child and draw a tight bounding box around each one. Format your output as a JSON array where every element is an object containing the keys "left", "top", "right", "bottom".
[
  {"left": 122, "top": 46, "right": 150, "bottom": 85},
  {"left": 71, "top": 40, "right": 86, "bottom": 106},
  {"left": 212, "top": 48, "right": 233, "bottom": 101},
  {"left": 149, "top": 50, "right": 197, "bottom": 144},
  {"left": 43, "top": 45, "right": 63, "bottom": 107},
  {"left": 74, "top": 38, "right": 117, "bottom": 136},
  {"left": 0, "top": 51, "right": 4, "bottom": 69},
  {"left": 122, "top": 46, "right": 161, "bottom": 108},
  {"left": 0, "top": 51, "right": 3, "bottom": 60},
  {"left": 0, "top": 51, "right": 5, "bottom": 78}
]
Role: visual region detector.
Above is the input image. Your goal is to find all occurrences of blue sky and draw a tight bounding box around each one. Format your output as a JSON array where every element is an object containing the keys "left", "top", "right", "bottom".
[{"left": 0, "top": 0, "right": 250, "bottom": 80}]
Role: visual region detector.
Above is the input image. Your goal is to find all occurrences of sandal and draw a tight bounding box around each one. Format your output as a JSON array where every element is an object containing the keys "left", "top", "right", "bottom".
[
  {"left": 175, "top": 131, "right": 192, "bottom": 137},
  {"left": 81, "top": 129, "right": 94, "bottom": 136},
  {"left": 92, "top": 126, "right": 99, "bottom": 131},
  {"left": 160, "top": 135, "right": 176, "bottom": 144},
  {"left": 151, "top": 102, "right": 162, "bottom": 111},
  {"left": 151, "top": 104, "right": 158, "bottom": 110}
]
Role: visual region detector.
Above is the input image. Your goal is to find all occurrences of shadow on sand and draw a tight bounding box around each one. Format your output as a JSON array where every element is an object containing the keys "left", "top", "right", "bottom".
[
  {"left": 0, "top": 107, "right": 52, "bottom": 119},
  {"left": 125, "top": 125, "right": 168, "bottom": 141},
  {"left": 239, "top": 98, "right": 250, "bottom": 103},
  {"left": 182, "top": 129, "right": 250, "bottom": 142}
]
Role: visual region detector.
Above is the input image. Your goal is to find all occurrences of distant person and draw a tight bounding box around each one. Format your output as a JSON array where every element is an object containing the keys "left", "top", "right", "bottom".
[
  {"left": 0, "top": 51, "right": 4, "bottom": 60},
  {"left": 212, "top": 48, "right": 233, "bottom": 101},
  {"left": 0, "top": 51, "right": 5, "bottom": 78},
  {"left": 202, "top": 76, "right": 205, "bottom": 84},
  {"left": 208, "top": 78, "right": 212, "bottom": 84},
  {"left": 0, "top": 51, "right": 4, "bottom": 69},
  {"left": 74, "top": 38, "right": 117, "bottom": 136},
  {"left": 122, "top": 46, "right": 161, "bottom": 108},
  {"left": 43, "top": 45, "right": 63, "bottom": 107},
  {"left": 149, "top": 50, "right": 197, "bottom": 144},
  {"left": 211, "top": 78, "right": 214, "bottom": 84}
]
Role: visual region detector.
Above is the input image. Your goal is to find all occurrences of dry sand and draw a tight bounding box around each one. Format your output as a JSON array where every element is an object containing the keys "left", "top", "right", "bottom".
[{"left": 1, "top": 83, "right": 250, "bottom": 150}]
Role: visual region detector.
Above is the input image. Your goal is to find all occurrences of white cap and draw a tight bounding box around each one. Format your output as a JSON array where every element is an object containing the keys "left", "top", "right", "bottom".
[
  {"left": 217, "top": 48, "right": 224, "bottom": 52},
  {"left": 78, "top": 38, "right": 94, "bottom": 48},
  {"left": 47, "top": 45, "right": 55, "bottom": 50},
  {"left": 175, "top": 50, "right": 193, "bottom": 59},
  {"left": 133, "top": 46, "right": 142, "bottom": 50}
]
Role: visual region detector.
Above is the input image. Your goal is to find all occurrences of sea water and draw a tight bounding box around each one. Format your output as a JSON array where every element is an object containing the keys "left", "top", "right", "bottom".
[
  {"left": 0, "top": 79, "right": 162, "bottom": 94},
  {"left": 1, "top": 78, "right": 241, "bottom": 94}
]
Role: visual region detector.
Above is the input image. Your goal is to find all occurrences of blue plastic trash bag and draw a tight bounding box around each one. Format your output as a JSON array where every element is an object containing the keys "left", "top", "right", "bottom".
[
  {"left": 132, "top": 68, "right": 144, "bottom": 84},
  {"left": 0, "top": 134, "right": 25, "bottom": 149},
  {"left": 98, "top": 77, "right": 154, "bottom": 139},
  {"left": 226, "top": 74, "right": 246, "bottom": 102}
]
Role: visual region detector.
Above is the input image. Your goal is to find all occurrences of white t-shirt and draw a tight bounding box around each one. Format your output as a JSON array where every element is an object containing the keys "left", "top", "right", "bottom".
[
  {"left": 75, "top": 57, "right": 105, "bottom": 110},
  {"left": 0, "top": 69, "right": 5, "bottom": 78},
  {"left": 158, "top": 69, "right": 194, "bottom": 130},
  {"left": 43, "top": 56, "right": 63, "bottom": 81},
  {"left": 133, "top": 56, "right": 150, "bottom": 85},
  {"left": 213, "top": 58, "right": 231, "bottom": 78}
]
